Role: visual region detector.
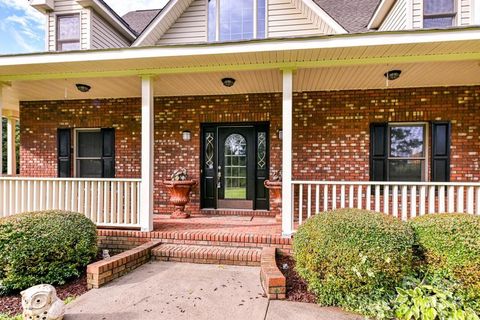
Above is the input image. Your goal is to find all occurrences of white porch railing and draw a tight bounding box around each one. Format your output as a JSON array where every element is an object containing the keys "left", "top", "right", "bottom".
[
  {"left": 291, "top": 181, "right": 480, "bottom": 231},
  {"left": 0, "top": 177, "right": 141, "bottom": 228}
]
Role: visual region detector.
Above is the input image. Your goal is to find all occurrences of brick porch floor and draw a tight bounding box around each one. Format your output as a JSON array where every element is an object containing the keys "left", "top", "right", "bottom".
[{"left": 152, "top": 214, "right": 282, "bottom": 235}]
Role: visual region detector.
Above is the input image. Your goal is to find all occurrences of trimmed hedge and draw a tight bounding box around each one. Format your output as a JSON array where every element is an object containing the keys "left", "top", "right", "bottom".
[
  {"left": 293, "top": 209, "right": 415, "bottom": 313},
  {"left": 0, "top": 211, "right": 97, "bottom": 293},
  {"left": 410, "top": 213, "right": 480, "bottom": 312}
]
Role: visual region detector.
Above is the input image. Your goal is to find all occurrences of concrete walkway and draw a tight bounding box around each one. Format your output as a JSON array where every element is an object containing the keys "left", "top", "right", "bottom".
[{"left": 66, "top": 262, "right": 362, "bottom": 320}]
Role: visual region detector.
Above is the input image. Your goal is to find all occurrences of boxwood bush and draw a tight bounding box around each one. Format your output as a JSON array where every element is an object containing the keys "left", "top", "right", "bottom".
[
  {"left": 410, "top": 213, "right": 480, "bottom": 313},
  {"left": 0, "top": 211, "right": 97, "bottom": 293},
  {"left": 293, "top": 209, "right": 415, "bottom": 316}
]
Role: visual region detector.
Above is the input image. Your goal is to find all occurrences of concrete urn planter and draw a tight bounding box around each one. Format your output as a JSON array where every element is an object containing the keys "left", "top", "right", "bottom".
[
  {"left": 264, "top": 180, "right": 282, "bottom": 222},
  {"left": 163, "top": 180, "right": 197, "bottom": 219}
]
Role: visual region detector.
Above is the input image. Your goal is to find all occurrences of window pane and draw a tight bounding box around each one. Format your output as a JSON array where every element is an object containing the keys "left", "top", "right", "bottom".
[
  {"left": 423, "top": 16, "right": 454, "bottom": 28},
  {"left": 59, "top": 42, "right": 80, "bottom": 51},
  {"left": 257, "top": 0, "right": 266, "bottom": 38},
  {"left": 58, "top": 15, "right": 80, "bottom": 40},
  {"left": 390, "top": 126, "right": 424, "bottom": 158},
  {"left": 77, "top": 131, "right": 102, "bottom": 158},
  {"left": 77, "top": 159, "right": 102, "bottom": 178},
  {"left": 424, "top": 0, "right": 454, "bottom": 15},
  {"left": 208, "top": 0, "right": 216, "bottom": 41},
  {"left": 389, "top": 160, "right": 423, "bottom": 182},
  {"left": 219, "top": 0, "right": 254, "bottom": 41}
]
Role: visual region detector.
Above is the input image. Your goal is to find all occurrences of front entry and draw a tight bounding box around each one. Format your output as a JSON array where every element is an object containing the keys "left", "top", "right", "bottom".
[{"left": 201, "top": 123, "right": 269, "bottom": 210}]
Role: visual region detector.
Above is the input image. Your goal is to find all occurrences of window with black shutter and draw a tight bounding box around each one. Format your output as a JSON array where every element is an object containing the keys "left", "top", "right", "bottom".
[
  {"left": 370, "top": 122, "right": 450, "bottom": 182},
  {"left": 57, "top": 128, "right": 115, "bottom": 178}
]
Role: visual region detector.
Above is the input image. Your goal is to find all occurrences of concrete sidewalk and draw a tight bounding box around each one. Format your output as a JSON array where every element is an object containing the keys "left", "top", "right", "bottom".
[{"left": 66, "top": 262, "right": 362, "bottom": 320}]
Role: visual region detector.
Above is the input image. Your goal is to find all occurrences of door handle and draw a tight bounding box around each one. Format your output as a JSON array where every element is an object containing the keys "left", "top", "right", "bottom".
[{"left": 217, "top": 166, "right": 222, "bottom": 189}]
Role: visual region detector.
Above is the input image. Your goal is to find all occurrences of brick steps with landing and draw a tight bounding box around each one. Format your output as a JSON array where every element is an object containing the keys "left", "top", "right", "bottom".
[{"left": 152, "top": 243, "right": 262, "bottom": 266}]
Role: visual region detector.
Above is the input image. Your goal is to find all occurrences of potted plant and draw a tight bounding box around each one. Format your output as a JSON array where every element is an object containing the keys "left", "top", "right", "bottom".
[
  {"left": 163, "top": 168, "right": 197, "bottom": 219},
  {"left": 264, "top": 170, "right": 282, "bottom": 222}
]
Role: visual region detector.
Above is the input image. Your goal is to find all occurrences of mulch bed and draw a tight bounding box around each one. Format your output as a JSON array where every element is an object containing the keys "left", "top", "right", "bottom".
[
  {"left": 277, "top": 255, "right": 317, "bottom": 304},
  {"left": 0, "top": 274, "right": 88, "bottom": 316}
]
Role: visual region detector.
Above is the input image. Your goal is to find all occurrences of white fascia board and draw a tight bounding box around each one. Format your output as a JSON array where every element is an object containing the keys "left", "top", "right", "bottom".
[
  {"left": 1, "top": 28, "right": 480, "bottom": 68},
  {"left": 132, "top": 0, "right": 181, "bottom": 47},
  {"left": 368, "top": 0, "right": 396, "bottom": 30},
  {"left": 76, "top": 0, "right": 137, "bottom": 41},
  {"left": 302, "top": 0, "right": 348, "bottom": 34}
]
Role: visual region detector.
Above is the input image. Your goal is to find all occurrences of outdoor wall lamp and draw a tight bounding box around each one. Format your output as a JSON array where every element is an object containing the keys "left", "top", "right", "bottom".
[
  {"left": 278, "top": 130, "right": 283, "bottom": 140},
  {"left": 75, "top": 83, "right": 91, "bottom": 93},
  {"left": 221, "top": 77, "right": 236, "bottom": 87},
  {"left": 182, "top": 130, "right": 192, "bottom": 141},
  {"left": 384, "top": 70, "right": 402, "bottom": 81}
]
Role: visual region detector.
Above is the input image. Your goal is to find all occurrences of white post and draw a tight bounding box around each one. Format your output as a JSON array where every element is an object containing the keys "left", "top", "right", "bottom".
[
  {"left": 282, "top": 69, "right": 294, "bottom": 236},
  {"left": 474, "top": 0, "right": 480, "bottom": 24},
  {"left": 7, "top": 118, "right": 16, "bottom": 175},
  {"left": 0, "top": 86, "right": 4, "bottom": 176},
  {"left": 140, "top": 76, "right": 154, "bottom": 232}
]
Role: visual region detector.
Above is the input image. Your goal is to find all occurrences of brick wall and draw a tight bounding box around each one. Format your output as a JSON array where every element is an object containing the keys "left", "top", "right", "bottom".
[{"left": 20, "top": 86, "right": 480, "bottom": 214}]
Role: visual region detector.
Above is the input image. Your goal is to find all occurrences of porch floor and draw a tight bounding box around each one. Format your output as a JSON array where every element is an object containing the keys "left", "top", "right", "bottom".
[{"left": 152, "top": 214, "right": 282, "bottom": 236}]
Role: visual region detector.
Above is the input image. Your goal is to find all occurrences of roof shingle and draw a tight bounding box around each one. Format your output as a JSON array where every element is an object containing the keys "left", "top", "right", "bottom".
[{"left": 122, "top": 9, "right": 162, "bottom": 35}]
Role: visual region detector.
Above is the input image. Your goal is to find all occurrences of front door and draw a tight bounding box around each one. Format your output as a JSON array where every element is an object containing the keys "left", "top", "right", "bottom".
[{"left": 201, "top": 123, "right": 269, "bottom": 210}]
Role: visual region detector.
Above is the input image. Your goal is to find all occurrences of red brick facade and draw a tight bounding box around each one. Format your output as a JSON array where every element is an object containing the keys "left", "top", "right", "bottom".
[{"left": 20, "top": 86, "right": 480, "bottom": 214}]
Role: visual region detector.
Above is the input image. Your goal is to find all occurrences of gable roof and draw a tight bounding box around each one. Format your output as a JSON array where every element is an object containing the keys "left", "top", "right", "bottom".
[
  {"left": 122, "top": 9, "right": 162, "bottom": 35},
  {"left": 313, "top": 0, "right": 382, "bottom": 33}
]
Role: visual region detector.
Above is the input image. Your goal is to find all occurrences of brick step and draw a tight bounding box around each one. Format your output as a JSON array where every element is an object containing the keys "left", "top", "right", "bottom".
[{"left": 152, "top": 244, "right": 262, "bottom": 266}]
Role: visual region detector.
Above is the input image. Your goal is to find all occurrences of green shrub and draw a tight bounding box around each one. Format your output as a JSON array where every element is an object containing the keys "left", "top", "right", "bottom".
[
  {"left": 394, "top": 275, "right": 479, "bottom": 320},
  {"left": 0, "top": 211, "right": 97, "bottom": 293},
  {"left": 293, "top": 209, "right": 415, "bottom": 316},
  {"left": 410, "top": 213, "right": 480, "bottom": 313}
]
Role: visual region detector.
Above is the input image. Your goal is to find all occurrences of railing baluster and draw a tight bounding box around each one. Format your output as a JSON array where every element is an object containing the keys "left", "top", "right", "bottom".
[
  {"left": 476, "top": 187, "right": 480, "bottom": 216},
  {"left": 448, "top": 185, "right": 455, "bottom": 213},
  {"left": 375, "top": 185, "right": 380, "bottom": 212},
  {"left": 467, "top": 186, "right": 474, "bottom": 214},
  {"left": 323, "top": 185, "right": 328, "bottom": 211},
  {"left": 299, "top": 184, "right": 303, "bottom": 225},
  {"left": 410, "top": 186, "right": 416, "bottom": 218},
  {"left": 401, "top": 185, "right": 407, "bottom": 221},
  {"left": 307, "top": 184, "right": 312, "bottom": 219},
  {"left": 392, "top": 185, "right": 399, "bottom": 218},
  {"left": 419, "top": 186, "right": 426, "bottom": 216},
  {"left": 357, "top": 185, "right": 363, "bottom": 209},
  {"left": 111, "top": 182, "right": 117, "bottom": 224},
  {"left": 428, "top": 186, "right": 435, "bottom": 214},
  {"left": 332, "top": 185, "right": 337, "bottom": 210},
  {"left": 124, "top": 182, "right": 130, "bottom": 224},
  {"left": 117, "top": 182, "right": 123, "bottom": 224},
  {"left": 383, "top": 185, "right": 389, "bottom": 215},
  {"left": 457, "top": 186, "right": 464, "bottom": 213},
  {"left": 315, "top": 185, "right": 320, "bottom": 214},
  {"left": 103, "top": 182, "right": 109, "bottom": 224},
  {"left": 340, "top": 185, "right": 345, "bottom": 208},
  {"left": 366, "top": 185, "right": 371, "bottom": 210},
  {"left": 439, "top": 186, "right": 445, "bottom": 213},
  {"left": 349, "top": 185, "right": 354, "bottom": 208}
]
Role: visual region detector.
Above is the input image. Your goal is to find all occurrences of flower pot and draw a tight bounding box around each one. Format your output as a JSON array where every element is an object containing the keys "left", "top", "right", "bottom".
[
  {"left": 163, "top": 180, "right": 197, "bottom": 219},
  {"left": 264, "top": 180, "right": 282, "bottom": 222}
]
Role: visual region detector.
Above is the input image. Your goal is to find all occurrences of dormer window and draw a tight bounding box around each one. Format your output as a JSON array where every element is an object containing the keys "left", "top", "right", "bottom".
[
  {"left": 423, "top": 0, "right": 456, "bottom": 28},
  {"left": 208, "top": 0, "right": 266, "bottom": 42},
  {"left": 57, "top": 14, "right": 80, "bottom": 51}
]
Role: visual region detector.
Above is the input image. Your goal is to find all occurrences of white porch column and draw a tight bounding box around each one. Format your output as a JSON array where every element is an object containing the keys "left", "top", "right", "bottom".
[
  {"left": 281, "top": 69, "right": 294, "bottom": 236},
  {"left": 0, "top": 86, "right": 3, "bottom": 176},
  {"left": 7, "top": 118, "right": 16, "bottom": 175},
  {"left": 474, "top": 0, "right": 480, "bottom": 24},
  {"left": 140, "top": 76, "right": 154, "bottom": 232}
]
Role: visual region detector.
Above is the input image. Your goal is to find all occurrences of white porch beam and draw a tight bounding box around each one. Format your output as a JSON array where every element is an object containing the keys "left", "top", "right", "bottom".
[
  {"left": 140, "top": 76, "right": 154, "bottom": 232},
  {"left": 282, "top": 69, "right": 294, "bottom": 237},
  {"left": 7, "top": 118, "right": 16, "bottom": 175}
]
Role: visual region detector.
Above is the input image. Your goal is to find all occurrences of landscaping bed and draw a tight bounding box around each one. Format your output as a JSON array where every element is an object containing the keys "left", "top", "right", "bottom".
[
  {"left": 0, "top": 274, "right": 88, "bottom": 316},
  {"left": 276, "top": 255, "right": 316, "bottom": 304}
]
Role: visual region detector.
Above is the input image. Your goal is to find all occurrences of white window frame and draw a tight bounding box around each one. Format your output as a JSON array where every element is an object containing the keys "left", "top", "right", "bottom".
[
  {"left": 422, "top": 0, "right": 457, "bottom": 28},
  {"left": 74, "top": 128, "right": 102, "bottom": 178},
  {"left": 56, "top": 13, "right": 82, "bottom": 52},
  {"left": 387, "top": 122, "right": 429, "bottom": 182},
  {"left": 207, "top": 0, "right": 268, "bottom": 42}
]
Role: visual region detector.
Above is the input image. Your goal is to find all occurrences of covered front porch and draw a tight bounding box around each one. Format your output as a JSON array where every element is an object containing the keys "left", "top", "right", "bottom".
[{"left": 1, "top": 28, "right": 480, "bottom": 236}]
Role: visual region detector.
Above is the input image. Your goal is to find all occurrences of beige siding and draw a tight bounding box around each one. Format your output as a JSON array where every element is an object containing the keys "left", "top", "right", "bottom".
[
  {"left": 267, "top": 0, "right": 336, "bottom": 38},
  {"left": 459, "top": 0, "right": 472, "bottom": 25},
  {"left": 47, "top": 0, "right": 89, "bottom": 51},
  {"left": 157, "top": 0, "right": 207, "bottom": 45},
  {"left": 91, "top": 11, "right": 130, "bottom": 49},
  {"left": 412, "top": 0, "right": 423, "bottom": 28},
  {"left": 379, "top": 0, "right": 408, "bottom": 31}
]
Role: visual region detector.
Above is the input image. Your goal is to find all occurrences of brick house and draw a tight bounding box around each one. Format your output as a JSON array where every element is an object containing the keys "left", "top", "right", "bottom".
[{"left": 0, "top": 0, "right": 479, "bottom": 238}]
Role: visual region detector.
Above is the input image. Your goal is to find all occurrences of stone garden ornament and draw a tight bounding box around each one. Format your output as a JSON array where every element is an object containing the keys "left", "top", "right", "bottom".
[{"left": 21, "top": 284, "right": 65, "bottom": 320}]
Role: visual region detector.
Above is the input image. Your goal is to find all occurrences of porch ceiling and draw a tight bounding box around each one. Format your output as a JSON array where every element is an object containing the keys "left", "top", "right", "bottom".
[{"left": 1, "top": 29, "right": 480, "bottom": 112}]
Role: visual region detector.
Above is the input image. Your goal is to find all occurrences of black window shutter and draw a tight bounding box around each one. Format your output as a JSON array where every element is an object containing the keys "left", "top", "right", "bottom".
[
  {"left": 57, "top": 128, "right": 72, "bottom": 177},
  {"left": 370, "top": 123, "right": 388, "bottom": 181},
  {"left": 101, "top": 128, "right": 115, "bottom": 178},
  {"left": 431, "top": 121, "right": 451, "bottom": 182}
]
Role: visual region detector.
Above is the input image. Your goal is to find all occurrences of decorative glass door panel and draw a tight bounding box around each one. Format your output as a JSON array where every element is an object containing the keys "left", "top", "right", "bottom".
[{"left": 224, "top": 134, "right": 248, "bottom": 199}]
